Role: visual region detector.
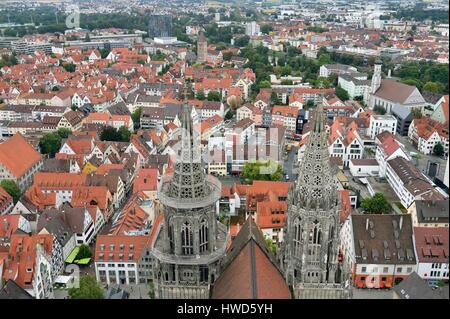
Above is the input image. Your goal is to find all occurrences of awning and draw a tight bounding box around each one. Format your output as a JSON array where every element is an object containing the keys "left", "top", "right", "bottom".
[
  {"left": 75, "top": 258, "right": 91, "bottom": 265},
  {"left": 65, "top": 246, "right": 80, "bottom": 264}
]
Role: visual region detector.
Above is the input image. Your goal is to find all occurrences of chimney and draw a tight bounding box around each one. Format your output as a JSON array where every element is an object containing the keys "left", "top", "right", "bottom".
[
  {"left": 399, "top": 216, "right": 403, "bottom": 231},
  {"left": 366, "top": 218, "right": 369, "bottom": 231}
]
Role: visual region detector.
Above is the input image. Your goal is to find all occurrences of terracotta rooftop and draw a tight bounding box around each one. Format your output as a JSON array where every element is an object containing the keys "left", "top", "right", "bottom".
[
  {"left": 211, "top": 217, "right": 291, "bottom": 299},
  {"left": 0, "top": 133, "right": 42, "bottom": 178}
]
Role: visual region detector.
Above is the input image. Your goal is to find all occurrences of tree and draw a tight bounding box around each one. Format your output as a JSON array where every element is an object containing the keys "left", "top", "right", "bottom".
[
  {"left": 335, "top": 86, "right": 349, "bottom": 101},
  {"left": 207, "top": 91, "right": 221, "bottom": 102},
  {"left": 305, "top": 100, "right": 315, "bottom": 110},
  {"left": 0, "top": 180, "right": 21, "bottom": 203},
  {"left": 148, "top": 281, "right": 155, "bottom": 299},
  {"left": 373, "top": 105, "right": 387, "bottom": 115},
  {"left": 76, "top": 244, "right": 92, "bottom": 260},
  {"left": 317, "top": 53, "right": 331, "bottom": 66},
  {"left": 63, "top": 63, "right": 76, "bottom": 73},
  {"left": 132, "top": 107, "right": 142, "bottom": 129},
  {"left": 260, "top": 24, "right": 273, "bottom": 35},
  {"left": 84, "top": 33, "right": 91, "bottom": 42},
  {"left": 222, "top": 51, "right": 233, "bottom": 61},
  {"left": 361, "top": 193, "right": 391, "bottom": 214},
  {"left": 68, "top": 275, "right": 104, "bottom": 299},
  {"left": 265, "top": 238, "right": 277, "bottom": 254},
  {"left": 411, "top": 107, "right": 422, "bottom": 119},
  {"left": 433, "top": 142, "right": 444, "bottom": 157},
  {"left": 57, "top": 128, "right": 72, "bottom": 139},
  {"left": 225, "top": 109, "right": 235, "bottom": 120},
  {"left": 118, "top": 126, "right": 131, "bottom": 142},
  {"left": 234, "top": 35, "right": 250, "bottom": 47},
  {"left": 39, "top": 132, "right": 62, "bottom": 157},
  {"left": 196, "top": 89, "right": 206, "bottom": 100},
  {"left": 242, "top": 160, "right": 283, "bottom": 183},
  {"left": 258, "top": 80, "right": 272, "bottom": 89},
  {"left": 100, "top": 126, "right": 120, "bottom": 141},
  {"left": 423, "top": 81, "right": 445, "bottom": 94}
]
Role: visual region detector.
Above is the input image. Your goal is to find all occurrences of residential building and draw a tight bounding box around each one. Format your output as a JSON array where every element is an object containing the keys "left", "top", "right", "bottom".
[
  {"left": 328, "top": 119, "right": 364, "bottom": 167},
  {"left": 386, "top": 157, "right": 445, "bottom": 209},
  {"left": 319, "top": 64, "right": 358, "bottom": 78},
  {"left": 0, "top": 133, "right": 43, "bottom": 192},
  {"left": 368, "top": 114, "right": 397, "bottom": 139},
  {"left": 375, "top": 131, "right": 410, "bottom": 178},
  {"left": 341, "top": 214, "right": 417, "bottom": 289},
  {"left": 413, "top": 227, "right": 449, "bottom": 285},
  {"left": 0, "top": 186, "right": 14, "bottom": 215},
  {"left": 409, "top": 200, "right": 449, "bottom": 228},
  {"left": 408, "top": 117, "right": 449, "bottom": 156},
  {"left": 338, "top": 73, "right": 370, "bottom": 99}
]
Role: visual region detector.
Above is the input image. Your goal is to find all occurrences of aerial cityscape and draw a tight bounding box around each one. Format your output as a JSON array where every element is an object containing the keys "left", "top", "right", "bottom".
[{"left": 0, "top": 0, "right": 448, "bottom": 302}]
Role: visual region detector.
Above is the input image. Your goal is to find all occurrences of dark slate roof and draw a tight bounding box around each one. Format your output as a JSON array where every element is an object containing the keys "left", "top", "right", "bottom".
[
  {"left": 415, "top": 200, "right": 449, "bottom": 223},
  {"left": 351, "top": 214, "right": 416, "bottom": 265},
  {"left": 0, "top": 280, "right": 34, "bottom": 299},
  {"left": 108, "top": 102, "right": 131, "bottom": 116},
  {"left": 211, "top": 217, "right": 291, "bottom": 299},
  {"left": 41, "top": 158, "right": 71, "bottom": 173},
  {"left": 392, "top": 104, "right": 413, "bottom": 121},
  {"left": 393, "top": 272, "right": 448, "bottom": 299}
]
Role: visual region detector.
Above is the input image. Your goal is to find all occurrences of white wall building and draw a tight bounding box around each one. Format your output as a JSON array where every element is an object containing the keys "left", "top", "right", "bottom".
[{"left": 369, "top": 114, "right": 397, "bottom": 139}]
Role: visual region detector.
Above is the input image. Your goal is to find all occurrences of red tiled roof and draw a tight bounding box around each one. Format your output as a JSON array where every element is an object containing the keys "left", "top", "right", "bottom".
[
  {"left": 414, "top": 227, "right": 449, "bottom": 264},
  {"left": 1, "top": 233, "right": 54, "bottom": 289},
  {"left": 212, "top": 217, "right": 291, "bottom": 299},
  {"left": 132, "top": 168, "right": 158, "bottom": 193},
  {"left": 0, "top": 133, "right": 42, "bottom": 178}
]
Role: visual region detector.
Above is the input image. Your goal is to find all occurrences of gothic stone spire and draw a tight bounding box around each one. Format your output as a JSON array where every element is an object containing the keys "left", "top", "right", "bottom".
[
  {"left": 166, "top": 85, "right": 210, "bottom": 199},
  {"left": 294, "top": 89, "right": 338, "bottom": 211}
]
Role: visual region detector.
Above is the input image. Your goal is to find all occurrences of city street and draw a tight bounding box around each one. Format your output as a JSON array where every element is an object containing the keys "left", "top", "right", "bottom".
[{"left": 283, "top": 144, "right": 299, "bottom": 182}]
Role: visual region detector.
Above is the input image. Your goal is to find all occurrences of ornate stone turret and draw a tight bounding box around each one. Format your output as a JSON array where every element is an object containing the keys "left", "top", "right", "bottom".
[
  {"left": 151, "top": 85, "right": 227, "bottom": 299},
  {"left": 281, "top": 88, "right": 349, "bottom": 299}
]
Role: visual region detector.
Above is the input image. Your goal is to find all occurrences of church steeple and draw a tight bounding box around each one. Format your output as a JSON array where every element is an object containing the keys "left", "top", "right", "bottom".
[
  {"left": 281, "top": 86, "right": 348, "bottom": 298},
  {"left": 167, "top": 85, "right": 209, "bottom": 200},
  {"left": 294, "top": 87, "right": 338, "bottom": 211}
]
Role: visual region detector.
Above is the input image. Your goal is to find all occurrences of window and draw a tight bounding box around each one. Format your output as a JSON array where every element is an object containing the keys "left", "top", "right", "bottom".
[
  {"left": 168, "top": 221, "right": 174, "bottom": 252},
  {"left": 383, "top": 267, "right": 389, "bottom": 273},
  {"left": 199, "top": 219, "right": 209, "bottom": 253},
  {"left": 397, "top": 267, "right": 402, "bottom": 273},
  {"left": 407, "top": 267, "right": 412, "bottom": 273},
  {"left": 361, "top": 267, "right": 367, "bottom": 273},
  {"left": 293, "top": 217, "right": 302, "bottom": 257},
  {"left": 181, "top": 222, "right": 194, "bottom": 255}
]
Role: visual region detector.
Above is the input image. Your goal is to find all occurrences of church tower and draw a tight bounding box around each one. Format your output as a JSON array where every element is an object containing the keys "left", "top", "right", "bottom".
[
  {"left": 281, "top": 94, "right": 349, "bottom": 299},
  {"left": 365, "top": 59, "right": 382, "bottom": 107},
  {"left": 197, "top": 31, "right": 207, "bottom": 63},
  {"left": 151, "top": 87, "right": 227, "bottom": 299}
]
